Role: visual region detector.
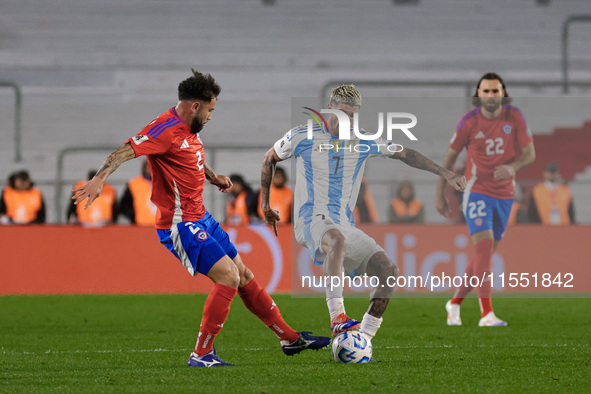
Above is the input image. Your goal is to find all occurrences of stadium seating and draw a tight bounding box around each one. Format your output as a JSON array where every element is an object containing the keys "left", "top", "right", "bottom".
[{"left": 518, "top": 122, "right": 591, "bottom": 182}]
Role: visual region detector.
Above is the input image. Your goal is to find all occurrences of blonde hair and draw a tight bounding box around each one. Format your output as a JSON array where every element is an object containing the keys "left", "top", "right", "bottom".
[{"left": 330, "top": 84, "right": 362, "bottom": 107}]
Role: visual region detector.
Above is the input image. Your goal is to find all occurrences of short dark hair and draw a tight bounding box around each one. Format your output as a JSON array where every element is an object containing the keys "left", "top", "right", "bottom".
[
  {"left": 229, "top": 174, "right": 247, "bottom": 187},
  {"left": 178, "top": 69, "right": 221, "bottom": 102},
  {"left": 8, "top": 170, "right": 32, "bottom": 188},
  {"left": 397, "top": 179, "right": 415, "bottom": 200},
  {"left": 545, "top": 161, "right": 560, "bottom": 173},
  {"left": 275, "top": 166, "right": 287, "bottom": 179},
  {"left": 229, "top": 173, "right": 252, "bottom": 193},
  {"left": 472, "top": 72, "right": 512, "bottom": 107}
]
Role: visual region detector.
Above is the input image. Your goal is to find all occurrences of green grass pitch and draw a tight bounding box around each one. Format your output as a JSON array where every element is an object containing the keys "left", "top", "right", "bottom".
[{"left": 1, "top": 294, "right": 589, "bottom": 393}]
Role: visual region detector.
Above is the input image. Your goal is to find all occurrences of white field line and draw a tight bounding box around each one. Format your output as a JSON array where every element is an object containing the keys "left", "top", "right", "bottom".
[{"left": 1, "top": 343, "right": 587, "bottom": 356}]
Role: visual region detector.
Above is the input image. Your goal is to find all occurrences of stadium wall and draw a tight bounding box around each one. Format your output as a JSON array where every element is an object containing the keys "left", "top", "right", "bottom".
[{"left": 0, "top": 225, "right": 588, "bottom": 295}]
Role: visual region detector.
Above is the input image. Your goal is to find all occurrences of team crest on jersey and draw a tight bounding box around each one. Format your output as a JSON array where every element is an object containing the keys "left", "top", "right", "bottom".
[
  {"left": 196, "top": 230, "right": 209, "bottom": 241},
  {"left": 502, "top": 125, "right": 512, "bottom": 135},
  {"left": 332, "top": 140, "right": 355, "bottom": 152},
  {"left": 132, "top": 135, "right": 149, "bottom": 145},
  {"left": 331, "top": 140, "right": 342, "bottom": 152}
]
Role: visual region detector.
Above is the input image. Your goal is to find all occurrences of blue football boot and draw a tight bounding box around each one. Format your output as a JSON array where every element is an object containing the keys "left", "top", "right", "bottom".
[{"left": 281, "top": 331, "right": 331, "bottom": 356}]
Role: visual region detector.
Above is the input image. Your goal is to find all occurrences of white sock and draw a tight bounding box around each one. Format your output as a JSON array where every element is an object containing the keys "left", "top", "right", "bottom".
[
  {"left": 324, "top": 268, "right": 344, "bottom": 300},
  {"left": 327, "top": 297, "right": 346, "bottom": 322},
  {"left": 359, "top": 313, "right": 382, "bottom": 339}
]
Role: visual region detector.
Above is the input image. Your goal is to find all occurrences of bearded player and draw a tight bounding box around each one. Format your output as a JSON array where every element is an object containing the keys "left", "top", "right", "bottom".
[
  {"left": 436, "top": 72, "right": 536, "bottom": 327},
  {"left": 73, "top": 69, "right": 330, "bottom": 367}
]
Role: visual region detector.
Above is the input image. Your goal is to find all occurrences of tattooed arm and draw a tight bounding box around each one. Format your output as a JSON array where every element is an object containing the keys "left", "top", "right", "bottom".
[
  {"left": 434, "top": 147, "right": 463, "bottom": 217},
  {"left": 392, "top": 147, "right": 464, "bottom": 182},
  {"left": 204, "top": 161, "right": 216, "bottom": 182},
  {"left": 391, "top": 147, "right": 466, "bottom": 193},
  {"left": 261, "top": 147, "right": 283, "bottom": 235},
  {"left": 72, "top": 143, "right": 136, "bottom": 209}
]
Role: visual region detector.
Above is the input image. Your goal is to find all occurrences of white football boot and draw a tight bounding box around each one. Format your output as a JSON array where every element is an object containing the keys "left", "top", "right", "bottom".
[
  {"left": 446, "top": 300, "right": 462, "bottom": 326},
  {"left": 478, "top": 311, "right": 507, "bottom": 327}
]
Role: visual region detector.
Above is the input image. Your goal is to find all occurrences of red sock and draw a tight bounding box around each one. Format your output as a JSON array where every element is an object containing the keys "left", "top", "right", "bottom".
[
  {"left": 238, "top": 278, "right": 299, "bottom": 343},
  {"left": 195, "top": 283, "right": 237, "bottom": 356},
  {"left": 472, "top": 239, "right": 494, "bottom": 317},
  {"left": 451, "top": 257, "right": 475, "bottom": 305}
]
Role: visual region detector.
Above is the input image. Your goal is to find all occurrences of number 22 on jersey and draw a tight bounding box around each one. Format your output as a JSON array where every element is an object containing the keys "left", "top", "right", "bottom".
[
  {"left": 468, "top": 200, "right": 486, "bottom": 219},
  {"left": 485, "top": 138, "right": 504, "bottom": 156}
]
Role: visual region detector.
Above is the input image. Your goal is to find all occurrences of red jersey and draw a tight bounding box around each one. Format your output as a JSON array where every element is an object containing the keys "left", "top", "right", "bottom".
[
  {"left": 450, "top": 105, "right": 533, "bottom": 199},
  {"left": 126, "top": 108, "right": 206, "bottom": 229}
]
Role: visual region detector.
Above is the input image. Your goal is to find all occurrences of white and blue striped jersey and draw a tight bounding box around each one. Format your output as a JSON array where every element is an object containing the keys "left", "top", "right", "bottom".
[{"left": 273, "top": 123, "right": 396, "bottom": 228}]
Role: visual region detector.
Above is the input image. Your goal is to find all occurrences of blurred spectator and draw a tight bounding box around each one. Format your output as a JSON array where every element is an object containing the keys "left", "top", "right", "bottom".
[
  {"left": 444, "top": 158, "right": 466, "bottom": 224},
  {"left": 0, "top": 170, "right": 46, "bottom": 224},
  {"left": 67, "top": 169, "right": 117, "bottom": 227},
  {"left": 257, "top": 166, "right": 292, "bottom": 223},
  {"left": 444, "top": 184, "right": 465, "bottom": 223},
  {"left": 354, "top": 177, "right": 379, "bottom": 224},
  {"left": 507, "top": 185, "right": 528, "bottom": 225},
  {"left": 226, "top": 174, "right": 257, "bottom": 225},
  {"left": 388, "top": 180, "right": 424, "bottom": 223},
  {"left": 118, "top": 160, "right": 156, "bottom": 226},
  {"left": 528, "top": 161, "right": 575, "bottom": 225}
]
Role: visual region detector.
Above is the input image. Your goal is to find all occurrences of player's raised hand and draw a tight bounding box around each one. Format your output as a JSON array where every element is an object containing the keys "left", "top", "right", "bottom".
[
  {"left": 263, "top": 208, "right": 280, "bottom": 236},
  {"left": 209, "top": 174, "right": 233, "bottom": 192},
  {"left": 72, "top": 177, "right": 104, "bottom": 209},
  {"left": 445, "top": 173, "right": 466, "bottom": 192},
  {"left": 494, "top": 164, "right": 515, "bottom": 180}
]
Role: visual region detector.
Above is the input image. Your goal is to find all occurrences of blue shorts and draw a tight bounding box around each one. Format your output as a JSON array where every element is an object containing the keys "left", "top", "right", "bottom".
[
  {"left": 157, "top": 211, "right": 238, "bottom": 276},
  {"left": 463, "top": 192, "right": 513, "bottom": 241}
]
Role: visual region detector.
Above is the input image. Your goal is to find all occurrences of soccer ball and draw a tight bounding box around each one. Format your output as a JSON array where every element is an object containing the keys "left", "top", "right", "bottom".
[{"left": 331, "top": 330, "right": 373, "bottom": 364}]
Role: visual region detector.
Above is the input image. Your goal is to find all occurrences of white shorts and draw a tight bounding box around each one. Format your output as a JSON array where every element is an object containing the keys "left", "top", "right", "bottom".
[{"left": 294, "top": 214, "right": 384, "bottom": 276}]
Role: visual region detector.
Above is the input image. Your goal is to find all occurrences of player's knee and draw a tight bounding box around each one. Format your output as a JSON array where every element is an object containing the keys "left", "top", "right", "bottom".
[
  {"left": 209, "top": 257, "right": 240, "bottom": 288},
  {"left": 232, "top": 254, "right": 254, "bottom": 286},
  {"left": 368, "top": 252, "right": 399, "bottom": 281},
  {"left": 386, "top": 263, "right": 400, "bottom": 280},
  {"left": 239, "top": 266, "right": 255, "bottom": 287},
  {"left": 333, "top": 236, "right": 346, "bottom": 253},
  {"left": 226, "top": 262, "right": 240, "bottom": 288},
  {"left": 325, "top": 230, "right": 347, "bottom": 255},
  {"left": 222, "top": 264, "right": 240, "bottom": 288}
]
